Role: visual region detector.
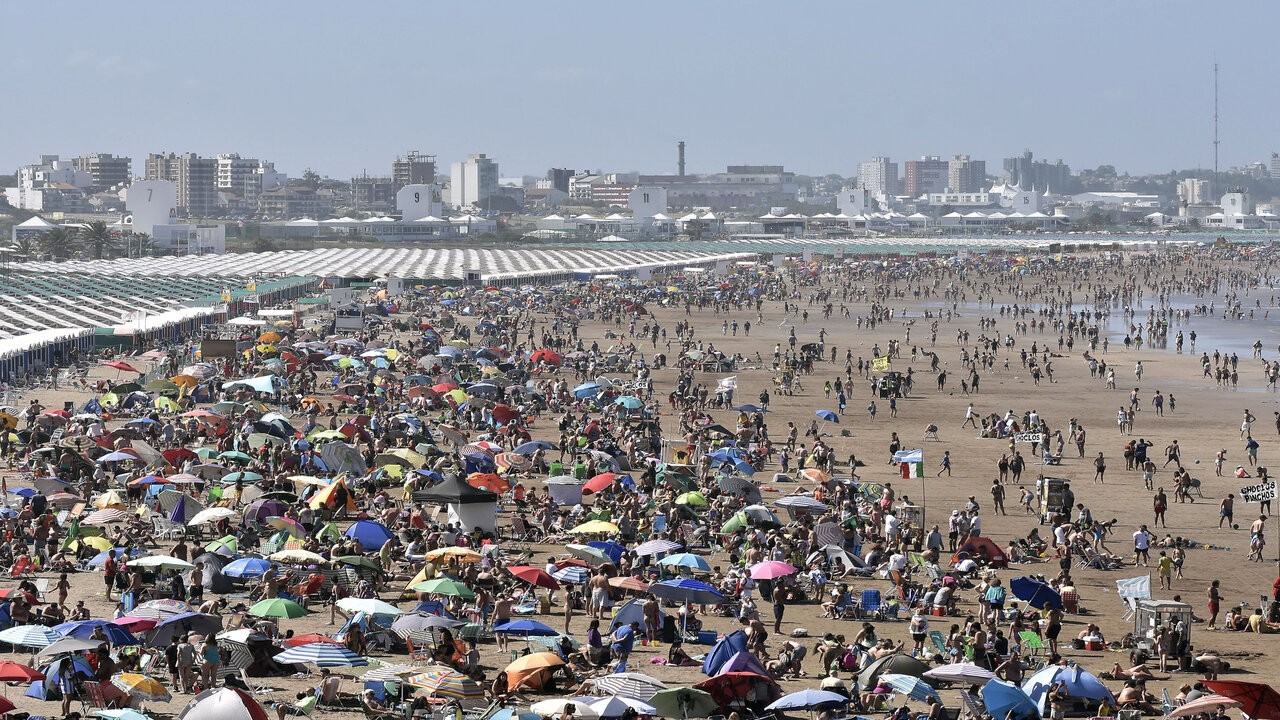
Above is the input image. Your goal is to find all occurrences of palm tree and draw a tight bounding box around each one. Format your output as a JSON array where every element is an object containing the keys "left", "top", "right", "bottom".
[
  {"left": 37, "top": 227, "right": 78, "bottom": 261},
  {"left": 129, "top": 233, "right": 155, "bottom": 258},
  {"left": 80, "top": 220, "right": 118, "bottom": 260},
  {"left": 10, "top": 235, "right": 35, "bottom": 261}
]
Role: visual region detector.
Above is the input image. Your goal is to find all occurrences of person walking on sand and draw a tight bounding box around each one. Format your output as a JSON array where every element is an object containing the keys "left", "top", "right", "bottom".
[
  {"left": 1133, "top": 524, "right": 1152, "bottom": 567},
  {"left": 1218, "top": 494, "right": 1235, "bottom": 529},
  {"left": 1093, "top": 452, "right": 1107, "bottom": 483},
  {"left": 1153, "top": 487, "right": 1168, "bottom": 528},
  {"left": 962, "top": 403, "right": 978, "bottom": 429},
  {"left": 1075, "top": 426, "right": 1087, "bottom": 457},
  {"left": 1243, "top": 409, "right": 1256, "bottom": 438},
  {"left": 937, "top": 450, "right": 952, "bottom": 477},
  {"left": 1207, "top": 580, "right": 1221, "bottom": 630}
]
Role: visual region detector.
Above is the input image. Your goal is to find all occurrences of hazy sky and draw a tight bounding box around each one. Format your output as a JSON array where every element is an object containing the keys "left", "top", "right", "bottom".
[{"left": 5, "top": 1, "right": 1276, "bottom": 180}]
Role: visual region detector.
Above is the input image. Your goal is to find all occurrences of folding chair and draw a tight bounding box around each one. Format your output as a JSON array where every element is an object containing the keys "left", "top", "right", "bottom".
[
  {"left": 1018, "top": 630, "right": 1045, "bottom": 657},
  {"left": 405, "top": 637, "right": 432, "bottom": 663},
  {"left": 240, "top": 667, "right": 275, "bottom": 701},
  {"left": 923, "top": 425, "right": 941, "bottom": 442},
  {"left": 1161, "top": 688, "right": 1176, "bottom": 717},
  {"left": 929, "top": 630, "right": 949, "bottom": 656},
  {"left": 858, "top": 589, "right": 882, "bottom": 619},
  {"left": 80, "top": 681, "right": 108, "bottom": 712}
]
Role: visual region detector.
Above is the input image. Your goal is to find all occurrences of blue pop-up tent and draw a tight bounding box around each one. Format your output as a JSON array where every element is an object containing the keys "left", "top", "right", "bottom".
[{"left": 702, "top": 629, "right": 747, "bottom": 676}]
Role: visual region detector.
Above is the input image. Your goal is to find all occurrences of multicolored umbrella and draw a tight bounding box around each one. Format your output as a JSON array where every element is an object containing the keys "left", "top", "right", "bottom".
[
  {"left": 272, "top": 642, "right": 367, "bottom": 668},
  {"left": 406, "top": 667, "right": 486, "bottom": 704},
  {"left": 111, "top": 672, "right": 172, "bottom": 702},
  {"left": 880, "top": 673, "right": 941, "bottom": 703}
]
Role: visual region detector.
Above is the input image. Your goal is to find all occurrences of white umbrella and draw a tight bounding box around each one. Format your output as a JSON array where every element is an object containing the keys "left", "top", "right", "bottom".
[
  {"left": 588, "top": 696, "right": 656, "bottom": 717},
  {"left": 0, "top": 624, "right": 59, "bottom": 648},
  {"left": 531, "top": 699, "right": 599, "bottom": 719},
  {"left": 591, "top": 672, "right": 668, "bottom": 701},
  {"left": 127, "top": 555, "right": 195, "bottom": 572},
  {"left": 335, "top": 597, "right": 404, "bottom": 616},
  {"left": 188, "top": 507, "right": 237, "bottom": 526}
]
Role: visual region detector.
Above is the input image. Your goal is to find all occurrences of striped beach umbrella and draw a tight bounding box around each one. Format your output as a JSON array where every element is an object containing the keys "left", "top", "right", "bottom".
[
  {"left": 83, "top": 509, "right": 130, "bottom": 526},
  {"left": 0, "top": 624, "right": 59, "bottom": 648},
  {"left": 272, "top": 642, "right": 368, "bottom": 668},
  {"left": 406, "top": 667, "right": 485, "bottom": 703},
  {"left": 592, "top": 672, "right": 668, "bottom": 701},
  {"left": 879, "top": 673, "right": 941, "bottom": 703},
  {"left": 633, "top": 539, "right": 681, "bottom": 557},
  {"left": 552, "top": 566, "right": 591, "bottom": 584}
]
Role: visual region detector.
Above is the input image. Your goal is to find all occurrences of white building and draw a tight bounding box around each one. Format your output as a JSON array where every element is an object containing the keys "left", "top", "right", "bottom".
[
  {"left": 4, "top": 156, "right": 93, "bottom": 211},
  {"left": 216, "top": 154, "right": 286, "bottom": 204},
  {"left": 449, "top": 154, "right": 499, "bottom": 210},
  {"left": 836, "top": 186, "right": 872, "bottom": 217},
  {"left": 925, "top": 191, "right": 992, "bottom": 207},
  {"left": 628, "top": 186, "right": 667, "bottom": 221},
  {"left": 857, "top": 156, "right": 899, "bottom": 199}
]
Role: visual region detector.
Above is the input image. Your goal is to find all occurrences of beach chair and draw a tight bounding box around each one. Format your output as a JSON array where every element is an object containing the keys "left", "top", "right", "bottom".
[
  {"left": 240, "top": 668, "right": 275, "bottom": 701},
  {"left": 1018, "top": 630, "right": 1045, "bottom": 657},
  {"left": 80, "top": 681, "right": 108, "bottom": 712},
  {"left": 1161, "top": 688, "right": 1177, "bottom": 716},
  {"left": 923, "top": 424, "right": 941, "bottom": 442},
  {"left": 406, "top": 637, "right": 432, "bottom": 663},
  {"left": 858, "top": 589, "right": 882, "bottom": 619},
  {"left": 929, "top": 630, "right": 948, "bottom": 656},
  {"left": 1121, "top": 596, "right": 1138, "bottom": 623},
  {"left": 282, "top": 693, "right": 318, "bottom": 719}
]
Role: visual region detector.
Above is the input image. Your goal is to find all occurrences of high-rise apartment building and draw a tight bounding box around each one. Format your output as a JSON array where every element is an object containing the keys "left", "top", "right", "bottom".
[
  {"left": 393, "top": 152, "right": 436, "bottom": 187},
  {"left": 145, "top": 152, "right": 218, "bottom": 217},
  {"left": 947, "top": 155, "right": 987, "bottom": 193},
  {"left": 857, "top": 156, "right": 899, "bottom": 198},
  {"left": 1002, "top": 150, "right": 1072, "bottom": 193},
  {"left": 449, "top": 154, "right": 499, "bottom": 209},
  {"left": 903, "top": 156, "right": 949, "bottom": 197},
  {"left": 546, "top": 168, "right": 575, "bottom": 194},
  {"left": 72, "top": 153, "right": 131, "bottom": 191},
  {"left": 216, "top": 154, "right": 285, "bottom": 204}
]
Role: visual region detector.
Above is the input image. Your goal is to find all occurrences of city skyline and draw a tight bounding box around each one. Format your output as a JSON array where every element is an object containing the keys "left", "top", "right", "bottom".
[{"left": 3, "top": 1, "right": 1278, "bottom": 179}]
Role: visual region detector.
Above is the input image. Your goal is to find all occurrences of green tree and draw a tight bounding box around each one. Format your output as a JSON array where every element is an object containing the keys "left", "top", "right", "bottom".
[
  {"left": 80, "top": 220, "right": 118, "bottom": 260},
  {"left": 10, "top": 234, "right": 35, "bottom": 260},
  {"left": 37, "top": 227, "right": 78, "bottom": 261}
]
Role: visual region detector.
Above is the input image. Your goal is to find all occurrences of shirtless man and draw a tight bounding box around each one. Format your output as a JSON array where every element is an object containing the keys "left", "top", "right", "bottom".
[
  {"left": 588, "top": 571, "right": 610, "bottom": 620},
  {"left": 493, "top": 595, "right": 514, "bottom": 652}
]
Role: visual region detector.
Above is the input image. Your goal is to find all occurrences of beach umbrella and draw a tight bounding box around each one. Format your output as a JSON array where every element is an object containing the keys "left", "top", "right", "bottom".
[
  {"left": 410, "top": 577, "right": 475, "bottom": 599},
  {"left": 1204, "top": 681, "right": 1280, "bottom": 720},
  {"left": 263, "top": 516, "right": 306, "bottom": 538},
  {"left": 335, "top": 598, "right": 403, "bottom": 616},
  {"left": 54, "top": 620, "right": 138, "bottom": 646},
  {"left": 582, "top": 473, "right": 618, "bottom": 494},
  {"left": 589, "top": 696, "right": 657, "bottom": 717},
  {"left": 132, "top": 599, "right": 194, "bottom": 619},
  {"left": 111, "top": 672, "right": 172, "bottom": 702},
  {"left": 344, "top": 520, "right": 394, "bottom": 549},
  {"left": 423, "top": 547, "right": 483, "bottom": 564},
  {"left": 112, "top": 617, "right": 159, "bottom": 633},
  {"left": 1168, "top": 695, "right": 1244, "bottom": 718},
  {"left": 592, "top": 672, "right": 668, "bottom": 701},
  {"left": 880, "top": 673, "right": 942, "bottom": 703},
  {"left": 609, "top": 576, "right": 650, "bottom": 593},
  {"left": 766, "top": 689, "right": 851, "bottom": 711},
  {"left": 1010, "top": 576, "right": 1063, "bottom": 610},
  {"left": 924, "top": 662, "right": 997, "bottom": 685},
  {"left": 649, "top": 579, "right": 723, "bottom": 605},
  {"left": 981, "top": 679, "right": 1040, "bottom": 720},
  {"left": 203, "top": 536, "right": 238, "bottom": 557},
  {"left": 774, "top": 495, "right": 828, "bottom": 513},
  {"left": 405, "top": 667, "right": 485, "bottom": 703},
  {"left": 570, "top": 519, "right": 619, "bottom": 535},
  {"left": 674, "top": 491, "right": 707, "bottom": 507},
  {"left": 268, "top": 549, "right": 325, "bottom": 564},
  {"left": 128, "top": 555, "right": 194, "bottom": 572},
  {"left": 249, "top": 598, "right": 308, "bottom": 619},
  {"left": 649, "top": 687, "right": 718, "bottom": 719},
  {"left": 146, "top": 612, "right": 223, "bottom": 646},
  {"left": 514, "top": 439, "right": 557, "bottom": 454},
  {"left": 36, "top": 636, "right": 104, "bottom": 658},
  {"left": 495, "top": 619, "right": 559, "bottom": 638},
  {"left": 0, "top": 660, "right": 43, "bottom": 681},
  {"left": 657, "top": 553, "right": 711, "bottom": 573},
  {"left": 178, "top": 687, "right": 269, "bottom": 720},
  {"left": 188, "top": 507, "right": 236, "bottom": 526},
  {"left": 748, "top": 560, "right": 797, "bottom": 580},
  {"left": 552, "top": 566, "right": 591, "bottom": 584},
  {"left": 566, "top": 544, "right": 612, "bottom": 566},
  {"left": 634, "top": 539, "right": 681, "bottom": 556},
  {"left": 815, "top": 409, "right": 839, "bottom": 423},
  {"left": 391, "top": 614, "right": 464, "bottom": 639},
  {"left": 282, "top": 633, "right": 338, "bottom": 647},
  {"left": 273, "top": 642, "right": 368, "bottom": 668},
  {"left": 506, "top": 565, "right": 561, "bottom": 590},
  {"left": 84, "top": 509, "right": 130, "bottom": 526},
  {"left": 531, "top": 699, "right": 600, "bottom": 719}
]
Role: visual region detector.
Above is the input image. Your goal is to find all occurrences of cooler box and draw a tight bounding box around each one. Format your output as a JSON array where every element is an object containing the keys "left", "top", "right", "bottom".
[{"left": 697, "top": 631, "right": 718, "bottom": 645}]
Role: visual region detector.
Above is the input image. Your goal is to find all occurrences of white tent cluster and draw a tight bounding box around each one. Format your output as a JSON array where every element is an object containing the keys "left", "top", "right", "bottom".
[{"left": 13, "top": 247, "right": 756, "bottom": 282}]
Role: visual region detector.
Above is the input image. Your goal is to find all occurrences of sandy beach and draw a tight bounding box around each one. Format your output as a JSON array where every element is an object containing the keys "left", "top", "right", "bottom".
[{"left": 5, "top": 248, "right": 1280, "bottom": 720}]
